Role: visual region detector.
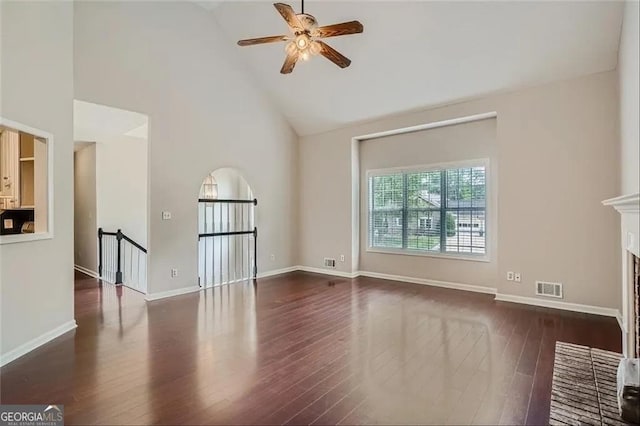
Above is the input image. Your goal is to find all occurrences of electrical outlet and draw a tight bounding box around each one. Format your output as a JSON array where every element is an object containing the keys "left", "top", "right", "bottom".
[
  {"left": 514, "top": 273, "right": 521, "bottom": 282},
  {"left": 340, "top": 254, "right": 345, "bottom": 262},
  {"left": 507, "top": 271, "right": 514, "bottom": 281},
  {"left": 270, "top": 254, "right": 275, "bottom": 261},
  {"left": 170, "top": 268, "right": 178, "bottom": 278},
  {"left": 162, "top": 211, "right": 172, "bottom": 220}
]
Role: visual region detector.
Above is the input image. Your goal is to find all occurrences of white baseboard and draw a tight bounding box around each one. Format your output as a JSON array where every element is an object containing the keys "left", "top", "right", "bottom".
[
  {"left": 74, "top": 264, "right": 98, "bottom": 278},
  {"left": 137, "top": 266, "right": 622, "bottom": 320},
  {"left": 617, "top": 312, "right": 626, "bottom": 333},
  {"left": 295, "top": 265, "right": 620, "bottom": 319},
  {"left": 1, "top": 320, "right": 77, "bottom": 367},
  {"left": 357, "top": 270, "right": 498, "bottom": 295},
  {"left": 144, "top": 266, "right": 303, "bottom": 301},
  {"left": 145, "top": 286, "right": 201, "bottom": 301},
  {"left": 257, "top": 266, "right": 300, "bottom": 279},
  {"left": 297, "top": 266, "right": 359, "bottom": 279},
  {"left": 494, "top": 293, "right": 620, "bottom": 318}
]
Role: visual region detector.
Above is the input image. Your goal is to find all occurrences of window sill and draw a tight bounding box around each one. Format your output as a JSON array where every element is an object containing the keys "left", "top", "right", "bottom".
[
  {"left": 0, "top": 232, "right": 52, "bottom": 245},
  {"left": 366, "top": 247, "right": 490, "bottom": 263}
]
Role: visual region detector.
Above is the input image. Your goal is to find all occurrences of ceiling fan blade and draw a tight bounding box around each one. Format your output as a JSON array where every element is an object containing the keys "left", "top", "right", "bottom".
[
  {"left": 314, "top": 21, "right": 364, "bottom": 38},
  {"left": 274, "top": 3, "right": 302, "bottom": 31},
  {"left": 280, "top": 51, "right": 299, "bottom": 74},
  {"left": 237, "top": 35, "right": 288, "bottom": 46},
  {"left": 317, "top": 41, "right": 351, "bottom": 68}
]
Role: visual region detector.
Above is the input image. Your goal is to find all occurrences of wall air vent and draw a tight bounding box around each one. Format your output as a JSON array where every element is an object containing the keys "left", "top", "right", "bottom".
[
  {"left": 324, "top": 258, "right": 336, "bottom": 268},
  {"left": 536, "top": 281, "right": 563, "bottom": 298}
]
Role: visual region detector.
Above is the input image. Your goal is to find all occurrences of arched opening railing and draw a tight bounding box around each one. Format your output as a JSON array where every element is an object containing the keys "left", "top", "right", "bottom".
[{"left": 198, "top": 168, "right": 257, "bottom": 287}]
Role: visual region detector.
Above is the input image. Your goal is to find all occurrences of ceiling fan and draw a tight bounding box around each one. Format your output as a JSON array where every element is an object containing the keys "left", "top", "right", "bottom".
[{"left": 237, "top": 1, "right": 364, "bottom": 74}]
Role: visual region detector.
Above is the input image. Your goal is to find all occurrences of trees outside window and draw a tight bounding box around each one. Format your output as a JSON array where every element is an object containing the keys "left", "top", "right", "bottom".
[{"left": 368, "top": 163, "right": 487, "bottom": 256}]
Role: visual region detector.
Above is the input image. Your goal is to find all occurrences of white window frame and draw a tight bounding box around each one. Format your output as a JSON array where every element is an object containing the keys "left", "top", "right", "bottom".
[
  {"left": 0, "top": 117, "right": 54, "bottom": 244},
  {"left": 366, "top": 158, "right": 490, "bottom": 262},
  {"left": 418, "top": 217, "right": 432, "bottom": 230}
]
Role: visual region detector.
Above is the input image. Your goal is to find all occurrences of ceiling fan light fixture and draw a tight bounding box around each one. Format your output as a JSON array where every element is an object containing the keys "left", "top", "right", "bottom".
[
  {"left": 285, "top": 41, "right": 297, "bottom": 54},
  {"left": 295, "top": 34, "right": 309, "bottom": 49},
  {"left": 309, "top": 40, "right": 321, "bottom": 55}
]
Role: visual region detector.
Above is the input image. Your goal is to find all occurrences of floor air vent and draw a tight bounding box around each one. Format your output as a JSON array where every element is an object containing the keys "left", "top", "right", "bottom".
[
  {"left": 536, "top": 281, "right": 563, "bottom": 298},
  {"left": 324, "top": 258, "right": 336, "bottom": 268}
]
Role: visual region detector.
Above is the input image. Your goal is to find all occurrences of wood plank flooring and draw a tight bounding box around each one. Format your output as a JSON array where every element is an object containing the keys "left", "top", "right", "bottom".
[{"left": 0, "top": 271, "right": 621, "bottom": 425}]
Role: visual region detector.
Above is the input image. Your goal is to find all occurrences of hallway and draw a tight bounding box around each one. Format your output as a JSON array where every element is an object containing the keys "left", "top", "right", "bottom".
[{"left": 0, "top": 272, "right": 621, "bottom": 425}]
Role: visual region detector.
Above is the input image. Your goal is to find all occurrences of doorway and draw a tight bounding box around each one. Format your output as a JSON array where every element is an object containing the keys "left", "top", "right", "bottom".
[{"left": 73, "top": 100, "right": 149, "bottom": 293}]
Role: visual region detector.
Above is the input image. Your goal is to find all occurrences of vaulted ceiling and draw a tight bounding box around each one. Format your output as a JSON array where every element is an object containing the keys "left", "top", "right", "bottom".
[{"left": 203, "top": 1, "right": 624, "bottom": 136}]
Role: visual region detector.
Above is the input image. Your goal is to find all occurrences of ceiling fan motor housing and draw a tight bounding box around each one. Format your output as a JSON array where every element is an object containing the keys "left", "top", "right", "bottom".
[{"left": 296, "top": 13, "right": 318, "bottom": 34}]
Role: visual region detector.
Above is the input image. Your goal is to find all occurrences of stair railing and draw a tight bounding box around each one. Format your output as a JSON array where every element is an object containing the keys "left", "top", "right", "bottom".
[{"left": 98, "top": 228, "right": 147, "bottom": 293}]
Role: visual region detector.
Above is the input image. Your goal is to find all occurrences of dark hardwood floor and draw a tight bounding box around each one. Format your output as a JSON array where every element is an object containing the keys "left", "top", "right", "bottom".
[{"left": 0, "top": 270, "right": 621, "bottom": 425}]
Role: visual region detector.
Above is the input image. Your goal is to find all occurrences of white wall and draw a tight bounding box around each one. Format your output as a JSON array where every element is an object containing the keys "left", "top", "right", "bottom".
[
  {"left": 618, "top": 0, "right": 639, "bottom": 196},
  {"left": 95, "top": 134, "right": 148, "bottom": 246},
  {"left": 300, "top": 71, "right": 621, "bottom": 309},
  {"left": 0, "top": 1, "right": 75, "bottom": 360},
  {"left": 74, "top": 1, "right": 298, "bottom": 297},
  {"left": 74, "top": 143, "right": 97, "bottom": 273}
]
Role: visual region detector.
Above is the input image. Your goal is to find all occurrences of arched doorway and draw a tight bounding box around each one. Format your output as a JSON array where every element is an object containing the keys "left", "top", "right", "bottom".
[{"left": 198, "top": 168, "right": 256, "bottom": 287}]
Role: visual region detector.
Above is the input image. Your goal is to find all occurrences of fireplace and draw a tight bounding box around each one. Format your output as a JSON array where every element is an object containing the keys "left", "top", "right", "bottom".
[{"left": 603, "top": 193, "right": 639, "bottom": 358}]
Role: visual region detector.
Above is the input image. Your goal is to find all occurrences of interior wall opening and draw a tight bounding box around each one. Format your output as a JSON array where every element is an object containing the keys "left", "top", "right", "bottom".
[
  {"left": 73, "top": 100, "right": 149, "bottom": 293},
  {"left": 198, "top": 168, "right": 256, "bottom": 287},
  {"left": 0, "top": 119, "right": 52, "bottom": 243}
]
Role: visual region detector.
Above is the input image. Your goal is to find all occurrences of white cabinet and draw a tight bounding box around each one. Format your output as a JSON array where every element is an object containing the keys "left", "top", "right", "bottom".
[{"left": 0, "top": 128, "right": 36, "bottom": 209}]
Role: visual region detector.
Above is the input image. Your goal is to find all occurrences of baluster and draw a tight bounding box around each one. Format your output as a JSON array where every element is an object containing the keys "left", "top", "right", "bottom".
[
  {"left": 116, "top": 229, "right": 123, "bottom": 285},
  {"left": 137, "top": 249, "right": 141, "bottom": 291},
  {"left": 128, "top": 243, "right": 133, "bottom": 288},
  {"left": 98, "top": 228, "right": 103, "bottom": 278},
  {"left": 227, "top": 203, "right": 230, "bottom": 284},
  {"left": 108, "top": 236, "right": 112, "bottom": 282},
  {"left": 219, "top": 204, "right": 222, "bottom": 286},
  {"left": 253, "top": 227, "right": 258, "bottom": 279},
  {"left": 241, "top": 205, "right": 245, "bottom": 280},
  {"left": 203, "top": 225, "right": 208, "bottom": 288}
]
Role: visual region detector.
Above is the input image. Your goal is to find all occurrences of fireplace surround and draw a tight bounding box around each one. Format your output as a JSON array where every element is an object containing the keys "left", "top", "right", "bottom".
[{"left": 603, "top": 193, "right": 640, "bottom": 358}]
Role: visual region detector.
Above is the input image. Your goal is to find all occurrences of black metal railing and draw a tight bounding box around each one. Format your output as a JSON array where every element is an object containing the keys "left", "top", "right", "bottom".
[
  {"left": 198, "top": 198, "right": 257, "bottom": 287},
  {"left": 98, "top": 228, "right": 147, "bottom": 293}
]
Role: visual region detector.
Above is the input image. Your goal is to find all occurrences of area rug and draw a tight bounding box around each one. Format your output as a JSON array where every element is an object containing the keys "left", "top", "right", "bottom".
[{"left": 550, "top": 342, "right": 630, "bottom": 426}]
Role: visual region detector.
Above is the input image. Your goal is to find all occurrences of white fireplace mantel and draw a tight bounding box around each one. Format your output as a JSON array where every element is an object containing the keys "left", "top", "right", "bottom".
[
  {"left": 603, "top": 193, "right": 640, "bottom": 213},
  {"left": 603, "top": 192, "right": 639, "bottom": 358},
  {"left": 603, "top": 193, "right": 640, "bottom": 256}
]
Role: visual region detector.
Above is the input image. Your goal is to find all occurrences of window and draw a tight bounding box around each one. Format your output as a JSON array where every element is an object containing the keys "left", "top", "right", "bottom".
[
  {"left": 368, "top": 161, "right": 487, "bottom": 258},
  {"left": 418, "top": 217, "right": 432, "bottom": 230}
]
